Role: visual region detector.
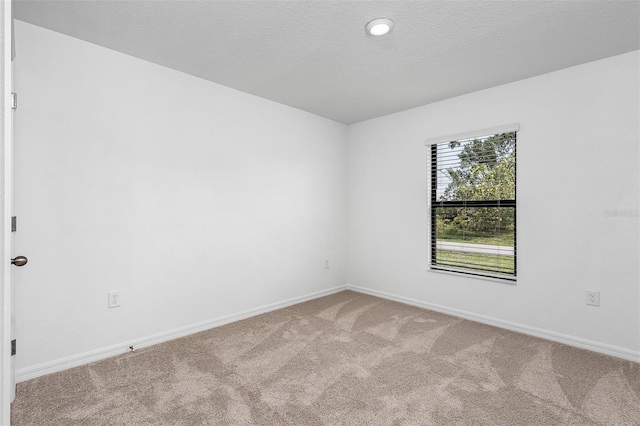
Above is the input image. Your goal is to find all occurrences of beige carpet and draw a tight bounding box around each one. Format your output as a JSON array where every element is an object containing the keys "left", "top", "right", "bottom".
[{"left": 11, "top": 290, "right": 640, "bottom": 425}]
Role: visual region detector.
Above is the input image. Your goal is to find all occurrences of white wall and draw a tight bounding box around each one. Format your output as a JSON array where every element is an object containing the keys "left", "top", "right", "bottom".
[
  {"left": 12, "top": 18, "right": 640, "bottom": 381},
  {"left": 347, "top": 51, "right": 640, "bottom": 359},
  {"left": 13, "top": 21, "right": 348, "bottom": 376}
]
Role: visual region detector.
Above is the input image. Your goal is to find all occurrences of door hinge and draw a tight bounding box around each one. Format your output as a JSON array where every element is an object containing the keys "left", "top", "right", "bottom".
[
  {"left": 11, "top": 92, "right": 17, "bottom": 110},
  {"left": 11, "top": 216, "right": 16, "bottom": 232},
  {"left": 11, "top": 339, "right": 16, "bottom": 356}
]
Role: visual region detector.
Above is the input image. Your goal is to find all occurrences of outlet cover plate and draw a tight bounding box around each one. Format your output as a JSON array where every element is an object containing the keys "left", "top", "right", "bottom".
[
  {"left": 108, "top": 291, "right": 121, "bottom": 308},
  {"left": 586, "top": 290, "right": 600, "bottom": 306}
]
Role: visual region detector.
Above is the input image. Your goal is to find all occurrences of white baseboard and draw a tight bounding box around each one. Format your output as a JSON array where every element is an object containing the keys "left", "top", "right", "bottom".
[
  {"left": 17, "top": 283, "right": 637, "bottom": 382},
  {"left": 347, "top": 285, "right": 640, "bottom": 363},
  {"left": 16, "top": 285, "right": 348, "bottom": 383}
]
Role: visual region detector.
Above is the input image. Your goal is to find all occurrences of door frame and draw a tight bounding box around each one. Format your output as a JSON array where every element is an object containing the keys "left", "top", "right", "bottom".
[{"left": 1, "top": 0, "right": 14, "bottom": 423}]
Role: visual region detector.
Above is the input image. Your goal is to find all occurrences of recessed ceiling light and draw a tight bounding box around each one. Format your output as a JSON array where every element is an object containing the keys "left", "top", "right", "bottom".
[{"left": 366, "top": 18, "right": 394, "bottom": 36}]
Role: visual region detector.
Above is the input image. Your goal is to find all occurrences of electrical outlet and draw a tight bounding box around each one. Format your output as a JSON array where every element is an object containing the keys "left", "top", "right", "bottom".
[
  {"left": 325, "top": 260, "right": 329, "bottom": 269},
  {"left": 108, "top": 291, "right": 121, "bottom": 308},
  {"left": 586, "top": 290, "right": 600, "bottom": 307}
]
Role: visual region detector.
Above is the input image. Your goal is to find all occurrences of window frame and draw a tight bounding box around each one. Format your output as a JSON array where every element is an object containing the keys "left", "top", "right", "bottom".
[{"left": 425, "top": 124, "right": 519, "bottom": 283}]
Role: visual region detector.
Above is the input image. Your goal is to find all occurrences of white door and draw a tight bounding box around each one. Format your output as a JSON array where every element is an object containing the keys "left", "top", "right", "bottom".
[
  {"left": 7, "top": 41, "right": 16, "bottom": 406},
  {"left": 2, "top": 0, "right": 17, "bottom": 421}
]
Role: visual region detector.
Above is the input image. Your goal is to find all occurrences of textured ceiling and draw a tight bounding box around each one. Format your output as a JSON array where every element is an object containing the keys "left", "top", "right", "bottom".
[{"left": 14, "top": 0, "right": 640, "bottom": 124}]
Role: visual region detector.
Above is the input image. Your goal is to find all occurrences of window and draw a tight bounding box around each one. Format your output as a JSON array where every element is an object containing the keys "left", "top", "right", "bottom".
[{"left": 427, "top": 125, "right": 518, "bottom": 281}]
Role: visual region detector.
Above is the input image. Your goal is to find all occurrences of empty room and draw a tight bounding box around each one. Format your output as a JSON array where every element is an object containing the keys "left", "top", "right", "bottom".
[{"left": 1, "top": 0, "right": 639, "bottom": 424}]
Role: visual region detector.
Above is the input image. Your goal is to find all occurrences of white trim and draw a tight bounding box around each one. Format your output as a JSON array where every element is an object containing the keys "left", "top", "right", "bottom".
[
  {"left": 16, "top": 285, "right": 348, "bottom": 382},
  {"left": 347, "top": 284, "right": 640, "bottom": 363},
  {"left": 424, "top": 123, "right": 520, "bottom": 146},
  {"left": 17, "top": 282, "right": 638, "bottom": 383}
]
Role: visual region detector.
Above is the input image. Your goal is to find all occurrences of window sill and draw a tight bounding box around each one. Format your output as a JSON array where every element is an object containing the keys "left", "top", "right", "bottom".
[{"left": 428, "top": 266, "right": 517, "bottom": 285}]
